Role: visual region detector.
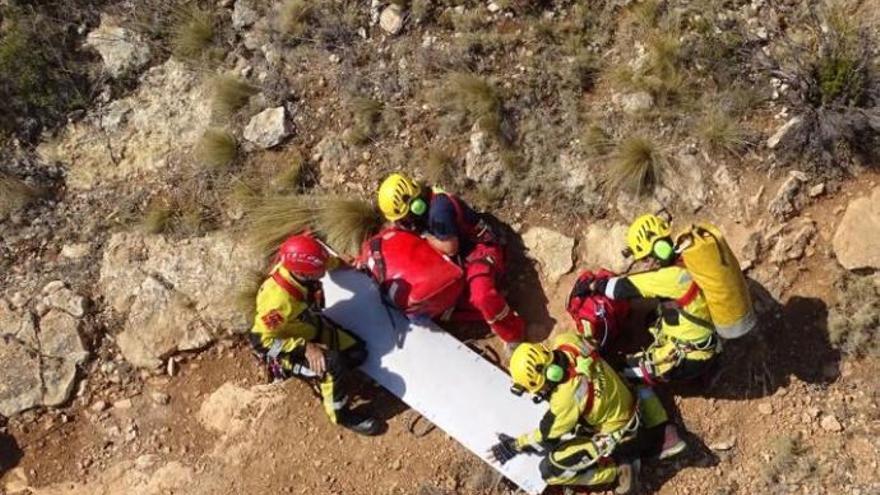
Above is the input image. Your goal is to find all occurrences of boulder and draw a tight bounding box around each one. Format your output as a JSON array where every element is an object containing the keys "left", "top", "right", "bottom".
[
  {"left": 664, "top": 151, "right": 707, "bottom": 212},
  {"left": 232, "top": 0, "right": 259, "bottom": 30},
  {"left": 465, "top": 128, "right": 505, "bottom": 186},
  {"left": 767, "top": 116, "right": 803, "bottom": 150},
  {"left": 521, "top": 227, "right": 575, "bottom": 283},
  {"left": 767, "top": 218, "right": 816, "bottom": 265},
  {"left": 41, "top": 281, "right": 88, "bottom": 318},
  {"left": 379, "top": 4, "right": 405, "bottom": 35},
  {"left": 99, "top": 231, "right": 261, "bottom": 368},
  {"left": 558, "top": 152, "right": 601, "bottom": 209},
  {"left": 85, "top": 15, "right": 151, "bottom": 78},
  {"left": 580, "top": 223, "right": 630, "bottom": 274},
  {"left": 38, "top": 59, "right": 211, "bottom": 190},
  {"left": 768, "top": 170, "right": 807, "bottom": 220},
  {"left": 243, "top": 107, "right": 291, "bottom": 149},
  {"left": 616, "top": 91, "right": 654, "bottom": 114},
  {"left": 0, "top": 301, "right": 87, "bottom": 416},
  {"left": 833, "top": 187, "right": 880, "bottom": 270},
  {"left": 198, "top": 382, "right": 283, "bottom": 437}
]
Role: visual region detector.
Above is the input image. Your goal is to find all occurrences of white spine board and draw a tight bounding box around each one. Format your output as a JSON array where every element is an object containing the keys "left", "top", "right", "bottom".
[{"left": 322, "top": 269, "right": 548, "bottom": 495}]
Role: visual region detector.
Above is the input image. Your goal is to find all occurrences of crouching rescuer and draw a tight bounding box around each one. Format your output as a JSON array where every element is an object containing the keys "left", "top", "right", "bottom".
[
  {"left": 249, "top": 233, "right": 381, "bottom": 436},
  {"left": 376, "top": 173, "right": 526, "bottom": 346},
  {"left": 593, "top": 214, "right": 721, "bottom": 385},
  {"left": 489, "top": 333, "right": 686, "bottom": 494}
]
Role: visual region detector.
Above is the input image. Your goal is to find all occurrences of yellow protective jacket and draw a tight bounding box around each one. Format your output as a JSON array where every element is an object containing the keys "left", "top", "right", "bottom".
[
  {"left": 251, "top": 259, "right": 340, "bottom": 353},
  {"left": 516, "top": 333, "right": 636, "bottom": 451},
  {"left": 604, "top": 265, "right": 715, "bottom": 361}
]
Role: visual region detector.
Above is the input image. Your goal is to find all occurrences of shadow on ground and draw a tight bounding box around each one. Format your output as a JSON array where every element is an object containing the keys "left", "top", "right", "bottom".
[{"left": 0, "top": 429, "right": 23, "bottom": 477}]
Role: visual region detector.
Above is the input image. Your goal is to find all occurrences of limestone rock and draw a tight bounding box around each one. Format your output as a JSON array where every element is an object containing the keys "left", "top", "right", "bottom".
[
  {"left": 85, "top": 16, "right": 151, "bottom": 78},
  {"left": 820, "top": 414, "right": 843, "bottom": 432},
  {"left": 0, "top": 301, "right": 87, "bottom": 416},
  {"left": 38, "top": 59, "right": 211, "bottom": 190},
  {"left": 616, "top": 91, "right": 654, "bottom": 114},
  {"left": 559, "top": 152, "right": 601, "bottom": 209},
  {"left": 99, "top": 231, "right": 261, "bottom": 368},
  {"left": 465, "top": 128, "right": 505, "bottom": 186},
  {"left": 833, "top": 187, "right": 880, "bottom": 270},
  {"left": 580, "top": 223, "right": 630, "bottom": 274},
  {"left": 198, "top": 382, "right": 284, "bottom": 438},
  {"left": 665, "top": 151, "right": 707, "bottom": 212},
  {"left": 232, "top": 0, "right": 259, "bottom": 30},
  {"left": 768, "top": 170, "right": 807, "bottom": 220},
  {"left": 768, "top": 218, "right": 816, "bottom": 265},
  {"left": 244, "top": 107, "right": 291, "bottom": 149},
  {"left": 380, "top": 4, "right": 405, "bottom": 35},
  {"left": 767, "top": 116, "right": 803, "bottom": 149},
  {"left": 42, "top": 281, "right": 87, "bottom": 318},
  {"left": 27, "top": 459, "right": 194, "bottom": 495},
  {"left": 521, "top": 227, "right": 575, "bottom": 283},
  {"left": 61, "top": 243, "right": 91, "bottom": 259}
]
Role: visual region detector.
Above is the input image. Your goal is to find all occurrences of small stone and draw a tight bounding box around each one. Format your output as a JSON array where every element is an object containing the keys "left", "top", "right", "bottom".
[
  {"left": 85, "top": 15, "right": 152, "bottom": 78},
  {"left": 243, "top": 107, "right": 291, "bottom": 149},
  {"left": 758, "top": 402, "right": 773, "bottom": 415},
  {"left": 167, "top": 358, "right": 177, "bottom": 377},
  {"left": 113, "top": 398, "right": 133, "bottom": 410},
  {"left": 61, "top": 243, "right": 91, "bottom": 259},
  {"left": 232, "top": 0, "right": 258, "bottom": 30},
  {"left": 91, "top": 400, "right": 109, "bottom": 412},
  {"left": 379, "top": 4, "right": 405, "bottom": 35},
  {"left": 820, "top": 415, "right": 843, "bottom": 432},
  {"left": 521, "top": 227, "right": 575, "bottom": 284},
  {"left": 617, "top": 91, "right": 654, "bottom": 114},
  {"left": 709, "top": 437, "right": 736, "bottom": 451},
  {"left": 487, "top": 1, "right": 502, "bottom": 13},
  {"left": 767, "top": 115, "right": 803, "bottom": 149},
  {"left": 151, "top": 392, "right": 171, "bottom": 405},
  {"left": 808, "top": 183, "right": 826, "bottom": 198}
]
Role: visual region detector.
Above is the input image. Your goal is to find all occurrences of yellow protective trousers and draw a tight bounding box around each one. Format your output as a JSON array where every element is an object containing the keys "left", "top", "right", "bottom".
[
  {"left": 540, "top": 436, "right": 619, "bottom": 487},
  {"left": 249, "top": 320, "right": 366, "bottom": 424}
]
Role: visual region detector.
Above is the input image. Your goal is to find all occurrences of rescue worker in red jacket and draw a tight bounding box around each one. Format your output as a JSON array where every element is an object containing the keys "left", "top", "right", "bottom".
[
  {"left": 376, "top": 173, "right": 526, "bottom": 346},
  {"left": 249, "top": 233, "right": 381, "bottom": 436}
]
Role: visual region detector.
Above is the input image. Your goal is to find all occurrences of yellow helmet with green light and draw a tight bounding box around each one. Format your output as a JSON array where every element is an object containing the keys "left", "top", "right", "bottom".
[
  {"left": 509, "top": 343, "right": 564, "bottom": 395},
  {"left": 626, "top": 213, "right": 673, "bottom": 261},
  {"left": 377, "top": 173, "right": 424, "bottom": 222}
]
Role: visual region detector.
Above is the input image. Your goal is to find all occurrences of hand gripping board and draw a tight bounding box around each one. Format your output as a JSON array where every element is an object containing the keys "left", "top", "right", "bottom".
[{"left": 322, "top": 269, "right": 548, "bottom": 495}]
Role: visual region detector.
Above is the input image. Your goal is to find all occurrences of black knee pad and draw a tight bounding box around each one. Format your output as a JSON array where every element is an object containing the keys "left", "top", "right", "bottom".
[
  {"left": 539, "top": 454, "right": 560, "bottom": 480},
  {"left": 342, "top": 342, "right": 368, "bottom": 368},
  {"left": 323, "top": 350, "right": 348, "bottom": 378}
]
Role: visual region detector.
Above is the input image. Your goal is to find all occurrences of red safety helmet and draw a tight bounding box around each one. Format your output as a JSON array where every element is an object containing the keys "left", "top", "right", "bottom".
[{"left": 278, "top": 234, "right": 329, "bottom": 279}]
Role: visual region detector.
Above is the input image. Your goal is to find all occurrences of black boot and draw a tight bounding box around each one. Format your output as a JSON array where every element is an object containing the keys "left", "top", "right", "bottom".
[{"left": 338, "top": 409, "right": 381, "bottom": 436}]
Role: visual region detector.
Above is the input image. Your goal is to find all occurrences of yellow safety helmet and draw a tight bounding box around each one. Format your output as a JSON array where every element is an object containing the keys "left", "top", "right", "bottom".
[
  {"left": 377, "top": 173, "right": 422, "bottom": 221},
  {"left": 626, "top": 213, "right": 672, "bottom": 261},
  {"left": 509, "top": 343, "right": 556, "bottom": 394}
]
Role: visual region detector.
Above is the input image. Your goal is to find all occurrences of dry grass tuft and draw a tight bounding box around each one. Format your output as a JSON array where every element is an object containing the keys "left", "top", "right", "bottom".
[
  {"left": 347, "top": 96, "right": 385, "bottom": 145},
  {"left": 697, "top": 111, "right": 751, "bottom": 156},
  {"left": 828, "top": 274, "right": 879, "bottom": 357},
  {"left": 279, "top": 0, "right": 314, "bottom": 37},
  {"left": 761, "top": 434, "right": 816, "bottom": 485},
  {"left": 582, "top": 124, "right": 614, "bottom": 157},
  {"left": 234, "top": 268, "right": 266, "bottom": 318},
  {"left": 0, "top": 172, "right": 39, "bottom": 219},
  {"left": 608, "top": 136, "right": 668, "bottom": 196},
  {"left": 211, "top": 75, "right": 258, "bottom": 120},
  {"left": 142, "top": 195, "right": 175, "bottom": 234},
  {"left": 197, "top": 128, "right": 237, "bottom": 169},
  {"left": 170, "top": 5, "right": 216, "bottom": 62},
  {"left": 141, "top": 178, "right": 218, "bottom": 236},
  {"left": 433, "top": 73, "right": 503, "bottom": 138},
  {"left": 423, "top": 149, "right": 455, "bottom": 185},
  {"left": 315, "top": 197, "right": 383, "bottom": 256}
]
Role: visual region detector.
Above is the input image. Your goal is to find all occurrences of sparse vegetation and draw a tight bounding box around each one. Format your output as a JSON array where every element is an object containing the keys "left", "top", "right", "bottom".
[
  {"left": 828, "top": 274, "right": 879, "bottom": 357},
  {"left": 422, "top": 149, "right": 456, "bottom": 185},
  {"left": 582, "top": 124, "right": 614, "bottom": 157},
  {"left": 197, "top": 129, "right": 237, "bottom": 170},
  {"left": 433, "top": 73, "right": 504, "bottom": 140},
  {"left": 0, "top": 3, "right": 91, "bottom": 141},
  {"left": 279, "top": 0, "right": 314, "bottom": 37},
  {"left": 766, "top": 2, "right": 880, "bottom": 171},
  {"left": 141, "top": 177, "right": 218, "bottom": 236},
  {"left": 315, "top": 198, "right": 383, "bottom": 256},
  {"left": 347, "top": 97, "right": 385, "bottom": 145},
  {"left": 762, "top": 435, "right": 816, "bottom": 485},
  {"left": 170, "top": 4, "right": 217, "bottom": 62},
  {"left": 607, "top": 136, "right": 669, "bottom": 196},
  {"left": 698, "top": 110, "right": 751, "bottom": 156},
  {"left": 211, "top": 75, "right": 258, "bottom": 120},
  {"left": 0, "top": 172, "right": 40, "bottom": 219}
]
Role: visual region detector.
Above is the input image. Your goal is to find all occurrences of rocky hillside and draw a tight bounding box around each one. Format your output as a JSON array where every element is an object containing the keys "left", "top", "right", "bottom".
[{"left": 2, "top": 0, "right": 880, "bottom": 494}]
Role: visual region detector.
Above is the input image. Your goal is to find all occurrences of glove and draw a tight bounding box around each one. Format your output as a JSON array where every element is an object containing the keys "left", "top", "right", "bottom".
[{"left": 489, "top": 433, "right": 520, "bottom": 465}]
